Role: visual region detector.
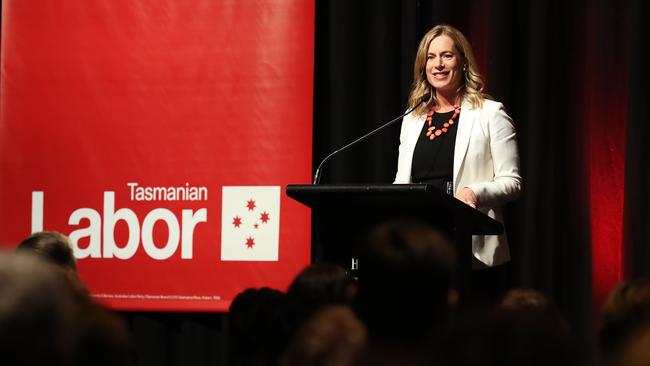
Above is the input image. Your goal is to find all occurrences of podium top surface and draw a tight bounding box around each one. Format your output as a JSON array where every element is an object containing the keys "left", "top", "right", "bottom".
[{"left": 286, "top": 184, "right": 503, "bottom": 235}]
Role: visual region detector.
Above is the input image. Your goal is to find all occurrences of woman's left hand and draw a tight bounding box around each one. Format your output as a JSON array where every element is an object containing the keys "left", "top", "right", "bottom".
[{"left": 456, "top": 187, "right": 477, "bottom": 208}]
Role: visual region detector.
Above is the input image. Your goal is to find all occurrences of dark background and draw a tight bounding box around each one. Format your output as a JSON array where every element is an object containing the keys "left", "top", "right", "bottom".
[
  {"left": 2, "top": 0, "right": 649, "bottom": 365},
  {"left": 128, "top": 0, "right": 650, "bottom": 364},
  {"left": 312, "top": 0, "right": 640, "bottom": 340},
  {"left": 126, "top": 0, "right": 650, "bottom": 364}
]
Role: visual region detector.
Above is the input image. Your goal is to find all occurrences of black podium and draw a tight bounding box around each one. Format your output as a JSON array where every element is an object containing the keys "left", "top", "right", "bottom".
[{"left": 285, "top": 184, "right": 503, "bottom": 293}]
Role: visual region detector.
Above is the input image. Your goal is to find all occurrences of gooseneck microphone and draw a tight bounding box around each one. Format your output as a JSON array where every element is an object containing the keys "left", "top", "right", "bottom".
[{"left": 313, "top": 93, "right": 431, "bottom": 184}]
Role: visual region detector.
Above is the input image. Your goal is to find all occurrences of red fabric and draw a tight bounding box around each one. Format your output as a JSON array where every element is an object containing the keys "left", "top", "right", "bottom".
[
  {"left": 586, "top": 5, "right": 628, "bottom": 306},
  {"left": 0, "top": 0, "right": 314, "bottom": 311}
]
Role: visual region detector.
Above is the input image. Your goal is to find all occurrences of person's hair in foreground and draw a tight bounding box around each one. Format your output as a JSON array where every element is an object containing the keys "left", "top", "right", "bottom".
[
  {"left": 0, "top": 251, "right": 132, "bottom": 366},
  {"left": 444, "top": 303, "right": 576, "bottom": 366},
  {"left": 17, "top": 231, "right": 77, "bottom": 272},
  {"left": 280, "top": 305, "right": 367, "bottom": 366},
  {"left": 286, "top": 262, "right": 357, "bottom": 332},
  {"left": 287, "top": 262, "right": 356, "bottom": 307},
  {"left": 355, "top": 219, "right": 457, "bottom": 343},
  {"left": 0, "top": 252, "right": 78, "bottom": 366},
  {"left": 408, "top": 23, "right": 485, "bottom": 115},
  {"left": 500, "top": 287, "right": 551, "bottom": 311},
  {"left": 599, "top": 279, "right": 650, "bottom": 364},
  {"left": 611, "top": 325, "right": 650, "bottom": 366},
  {"left": 228, "top": 287, "right": 289, "bottom": 366}
]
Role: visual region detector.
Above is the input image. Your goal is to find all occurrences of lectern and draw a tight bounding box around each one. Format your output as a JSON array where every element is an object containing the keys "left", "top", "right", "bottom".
[{"left": 285, "top": 184, "right": 503, "bottom": 293}]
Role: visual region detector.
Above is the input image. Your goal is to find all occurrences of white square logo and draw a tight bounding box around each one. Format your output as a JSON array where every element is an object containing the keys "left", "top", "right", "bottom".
[{"left": 221, "top": 186, "right": 281, "bottom": 261}]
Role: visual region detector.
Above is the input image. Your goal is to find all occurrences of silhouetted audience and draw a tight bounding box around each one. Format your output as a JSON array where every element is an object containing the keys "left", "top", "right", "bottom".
[
  {"left": 0, "top": 250, "right": 133, "bottom": 366},
  {"left": 16, "top": 231, "right": 77, "bottom": 272},
  {"left": 285, "top": 263, "right": 356, "bottom": 337},
  {"left": 444, "top": 301, "right": 576, "bottom": 366},
  {"left": 443, "top": 288, "right": 575, "bottom": 366},
  {"left": 73, "top": 300, "right": 134, "bottom": 366},
  {"left": 0, "top": 252, "right": 79, "bottom": 366},
  {"left": 497, "top": 288, "right": 575, "bottom": 366},
  {"left": 599, "top": 279, "right": 650, "bottom": 365},
  {"left": 3, "top": 229, "right": 135, "bottom": 366},
  {"left": 287, "top": 263, "right": 356, "bottom": 311},
  {"left": 500, "top": 287, "right": 551, "bottom": 311},
  {"left": 609, "top": 325, "right": 650, "bottom": 366},
  {"left": 280, "top": 305, "right": 367, "bottom": 366},
  {"left": 354, "top": 219, "right": 457, "bottom": 366},
  {"left": 228, "top": 287, "right": 290, "bottom": 366},
  {"left": 16, "top": 231, "right": 90, "bottom": 300}
]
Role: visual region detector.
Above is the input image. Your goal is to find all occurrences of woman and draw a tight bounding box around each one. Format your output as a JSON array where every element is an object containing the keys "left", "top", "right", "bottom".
[{"left": 394, "top": 24, "right": 521, "bottom": 271}]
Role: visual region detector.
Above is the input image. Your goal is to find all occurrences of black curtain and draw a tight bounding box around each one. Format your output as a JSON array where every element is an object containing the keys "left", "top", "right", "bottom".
[
  {"left": 624, "top": 0, "right": 650, "bottom": 278},
  {"left": 313, "top": 0, "right": 639, "bottom": 347},
  {"left": 2, "top": 0, "right": 649, "bottom": 365}
]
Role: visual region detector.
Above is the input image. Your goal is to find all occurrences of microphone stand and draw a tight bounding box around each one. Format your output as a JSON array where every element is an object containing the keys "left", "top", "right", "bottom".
[{"left": 313, "top": 95, "right": 429, "bottom": 184}]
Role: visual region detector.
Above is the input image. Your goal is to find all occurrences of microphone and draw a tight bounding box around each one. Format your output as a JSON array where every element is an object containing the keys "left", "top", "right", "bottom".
[{"left": 313, "top": 93, "right": 430, "bottom": 184}]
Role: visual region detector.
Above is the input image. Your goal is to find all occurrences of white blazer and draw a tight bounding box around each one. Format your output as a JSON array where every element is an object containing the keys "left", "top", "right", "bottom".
[{"left": 394, "top": 99, "right": 522, "bottom": 267}]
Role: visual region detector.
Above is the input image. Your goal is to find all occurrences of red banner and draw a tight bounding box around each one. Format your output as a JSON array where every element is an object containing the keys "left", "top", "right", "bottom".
[{"left": 0, "top": 0, "right": 314, "bottom": 311}]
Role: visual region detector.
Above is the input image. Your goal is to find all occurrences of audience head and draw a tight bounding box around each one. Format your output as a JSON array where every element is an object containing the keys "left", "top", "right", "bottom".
[
  {"left": 499, "top": 288, "right": 570, "bottom": 336},
  {"left": 446, "top": 301, "right": 575, "bottom": 366},
  {"left": 356, "top": 219, "right": 457, "bottom": 343},
  {"left": 229, "top": 287, "right": 289, "bottom": 366},
  {"left": 599, "top": 279, "right": 650, "bottom": 364},
  {"left": 72, "top": 302, "right": 134, "bottom": 366},
  {"left": 0, "top": 251, "right": 80, "bottom": 366},
  {"left": 0, "top": 249, "right": 133, "bottom": 366},
  {"left": 286, "top": 263, "right": 356, "bottom": 323},
  {"left": 500, "top": 288, "right": 551, "bottom": 311},
  {"left": 17, "top": 231, "right": 77, "bottom": 272},
  {"left": 281, "top": 305, "right": 367, "bottom": 366},
  {"left": 610, "top": 325, "right": 650, "bottom": 366}
]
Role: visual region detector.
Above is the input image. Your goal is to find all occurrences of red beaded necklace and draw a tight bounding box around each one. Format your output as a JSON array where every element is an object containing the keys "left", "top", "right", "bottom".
[{"left": 426, "top": 104, "right": 461, "bottom": 140}]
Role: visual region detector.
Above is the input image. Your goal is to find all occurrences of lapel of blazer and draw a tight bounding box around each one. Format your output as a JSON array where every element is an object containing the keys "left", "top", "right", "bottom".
[
  {"left": 408, "top": 113, "right": 427, "bottom": 146},
  {"left": 453, "top": 100, "right": 477, "bottom": 187}
]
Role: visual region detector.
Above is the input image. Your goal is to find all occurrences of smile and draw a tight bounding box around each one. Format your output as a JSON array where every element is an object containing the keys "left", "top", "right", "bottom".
[{"left": 432, "top": 71, "right": 449, "bottom": 79}]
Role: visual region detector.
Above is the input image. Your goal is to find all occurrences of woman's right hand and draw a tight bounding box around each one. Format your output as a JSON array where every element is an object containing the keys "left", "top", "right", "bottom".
[{"left": 456, "top": 187, "right": 477, "bottom": 208}]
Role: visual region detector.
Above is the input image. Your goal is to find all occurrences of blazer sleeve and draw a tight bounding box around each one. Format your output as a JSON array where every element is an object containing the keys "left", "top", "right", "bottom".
[
  {"left": 393, "top": 114, "right": 413, "bottom": 184},
  {"left": 465, "top": 103, "right": 522, "bottom": 207}
]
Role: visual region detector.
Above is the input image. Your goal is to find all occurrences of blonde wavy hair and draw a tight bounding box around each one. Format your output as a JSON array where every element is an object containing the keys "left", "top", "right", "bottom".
[{"left": 408, "top": 24, "right": 486, "bottom": 116}]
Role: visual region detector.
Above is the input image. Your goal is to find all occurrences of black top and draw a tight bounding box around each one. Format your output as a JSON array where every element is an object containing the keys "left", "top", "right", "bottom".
[{"left": 411, "top": 110, "right": 460, "bottom": 194}]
